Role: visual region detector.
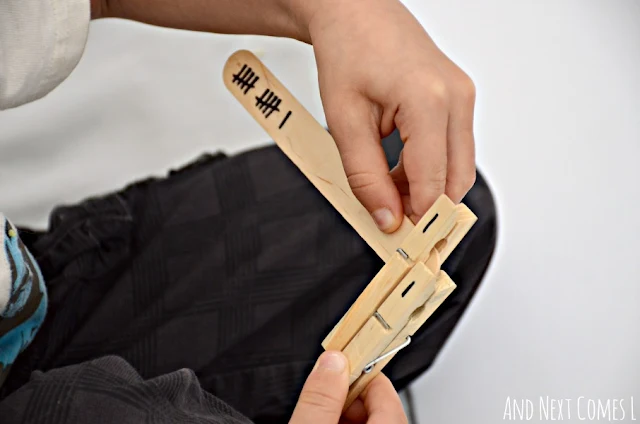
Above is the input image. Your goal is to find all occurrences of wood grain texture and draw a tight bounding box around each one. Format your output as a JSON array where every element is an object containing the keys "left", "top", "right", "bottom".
[
  {"left": 341, "top": 263, "right": 436, "bottom": 384},
  {"left": 222, "top": 49, "right": 478, "bottom": 410},
  {"left": 322, "top": 198, "right": 474, "bottom": 352},
  {"left": 344, "top": 272, "right": 456, "bottom": 409},
  {"left": 398, "top": 195, "right": 458, "bottom": 263},
  {"left": 223, "top": 50, "right": 414, "bottom": 262},
  {"left": 322, "top": 252, "right": 411, "bottom": 351},
  {"left": 438, "top": 204, "right": 478, "bottom": 263}
]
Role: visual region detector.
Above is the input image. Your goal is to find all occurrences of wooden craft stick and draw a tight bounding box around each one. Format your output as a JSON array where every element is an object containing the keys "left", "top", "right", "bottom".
[
  {"left": 223, "top": 49, "right": 478, "bottom": 412},
  {"left": 223, "top": 50, "right": 414, "bottom": 262}
]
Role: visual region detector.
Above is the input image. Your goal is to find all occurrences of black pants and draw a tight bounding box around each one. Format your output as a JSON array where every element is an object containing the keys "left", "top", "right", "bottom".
[{"left": 0, "top": 142, "right": 497, "bottom": 423}]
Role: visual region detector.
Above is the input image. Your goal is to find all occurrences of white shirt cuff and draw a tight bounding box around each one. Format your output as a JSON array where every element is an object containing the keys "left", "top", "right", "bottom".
[{"left": 0, "top": 0, "right": 90, "bottom": 110}]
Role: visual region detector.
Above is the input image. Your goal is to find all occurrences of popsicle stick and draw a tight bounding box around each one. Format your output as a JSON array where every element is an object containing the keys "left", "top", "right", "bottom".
[
  {"left": 223, "top": 50, "right": 477, "bottom": 410},
  {"left": 344, "top": 272, "right": 456, "bottom": 409},
  {"left": 223, "top": 50, "right": 414, "bottom": 262}
]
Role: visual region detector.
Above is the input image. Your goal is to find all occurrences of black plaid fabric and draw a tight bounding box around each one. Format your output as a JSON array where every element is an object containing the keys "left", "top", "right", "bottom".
[{"left": 0, "top": 142, "right": 497, "bottom": 423}]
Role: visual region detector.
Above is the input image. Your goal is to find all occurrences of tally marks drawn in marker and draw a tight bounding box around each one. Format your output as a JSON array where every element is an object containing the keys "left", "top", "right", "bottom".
[
  {"left": 279, "top": 111, "right": 292, "bottom": 129},
  {"left": 232, "top": 64, "right": 259, "bottom": 95},
  {"left": 255, "top": 88, "right": 281, "bottom": 118}
]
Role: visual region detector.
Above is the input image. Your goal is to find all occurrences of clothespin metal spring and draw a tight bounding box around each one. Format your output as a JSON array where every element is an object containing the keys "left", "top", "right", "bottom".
[
  {"left": 396, "top": 247, "right": 409, "bottom": 260},
  {"left": 363, "top": 336, "right": 412, "bottom": 374}
]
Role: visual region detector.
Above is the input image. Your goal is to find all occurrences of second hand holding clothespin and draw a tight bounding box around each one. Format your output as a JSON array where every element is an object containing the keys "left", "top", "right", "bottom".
[{"left": 223, "top": 50, "right": 477, "bottom": 409}]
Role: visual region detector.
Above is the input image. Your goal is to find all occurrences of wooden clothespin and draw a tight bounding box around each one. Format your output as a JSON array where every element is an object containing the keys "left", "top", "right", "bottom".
[{"left": 223, "top": 50, "right": 477, "bottom": 409}]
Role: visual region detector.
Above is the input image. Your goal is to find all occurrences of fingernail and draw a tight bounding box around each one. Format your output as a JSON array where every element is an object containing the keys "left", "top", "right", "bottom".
[
  {"left": 372, "top": 208, "right": 395, "bottom": 231},
  {"left": 315, "top": 351, "right": 346, "bottom": 374}
]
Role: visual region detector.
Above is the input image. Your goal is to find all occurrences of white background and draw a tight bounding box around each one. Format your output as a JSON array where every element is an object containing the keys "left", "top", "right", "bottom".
[{"left": 1, "top": 0, "right": 639, "bottom": 422}]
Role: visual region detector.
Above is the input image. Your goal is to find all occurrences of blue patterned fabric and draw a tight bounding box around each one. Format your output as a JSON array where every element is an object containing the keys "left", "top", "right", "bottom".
[{"left": 0, "top": 214, "right": 47, "bottom": 386}]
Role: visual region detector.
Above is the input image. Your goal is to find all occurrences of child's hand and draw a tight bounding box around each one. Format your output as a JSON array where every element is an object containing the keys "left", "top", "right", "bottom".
[{"left": 300, "top": 0, "right": 477, "bottom": 231}]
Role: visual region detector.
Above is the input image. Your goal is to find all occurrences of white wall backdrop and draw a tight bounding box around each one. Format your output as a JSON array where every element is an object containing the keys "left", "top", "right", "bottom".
[{"left": 1, "top": 0, "right": 639, "bottom": 422}]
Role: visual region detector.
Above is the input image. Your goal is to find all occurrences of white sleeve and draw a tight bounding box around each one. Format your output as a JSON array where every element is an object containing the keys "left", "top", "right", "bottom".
[{"left": 0, "top": 0, "right": 90, "bottom": 110}]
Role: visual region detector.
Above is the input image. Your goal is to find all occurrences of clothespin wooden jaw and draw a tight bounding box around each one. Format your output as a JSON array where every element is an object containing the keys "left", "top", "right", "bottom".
[{"left": 223, "top": 50, "right": 477, "bottom": 409}]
